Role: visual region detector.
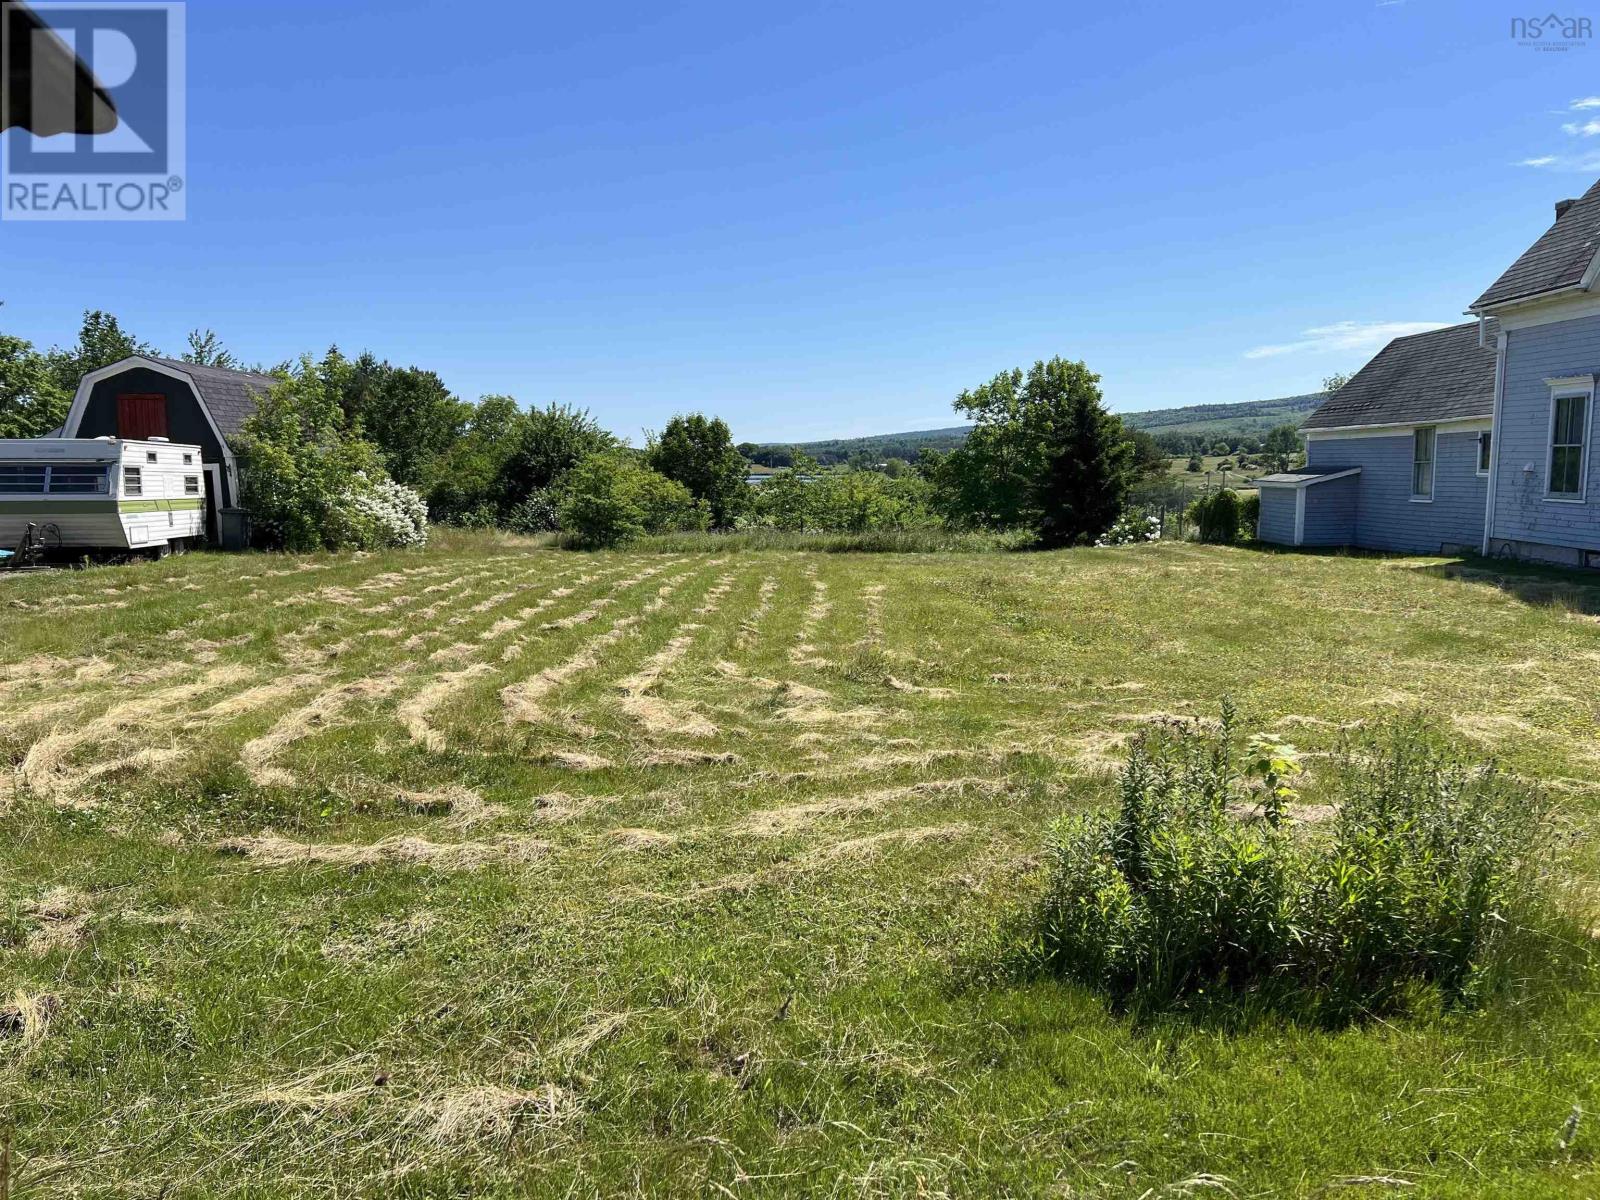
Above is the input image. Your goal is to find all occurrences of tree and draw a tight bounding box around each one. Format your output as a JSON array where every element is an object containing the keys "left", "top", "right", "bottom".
[
  {"left": 1031, "top": 358, "right": 1136, "bottom": 548},
  {"left": 1186, "top": 454, "right": 1203, "bottom": 473},
  {"left": 1322, "top": 372, "right": 1352, "bottom": 397},
  {"left": 232, "top": 357, "right": 413, "bottom": 552},
  {"left": 182, "top": 329, "right": 237, "bottom": 369},
  {"left": 646, "top": 413, "right": 749, "bottom": 529},
  {"left": 323, "top": 352, "right": 468, "bottom": 490},
  {"left": 926, "top": 367, "right": 1033, "bottom": 528},
  {"left": 1124, "top": 426, "right": 1170, "bottom": 479},
  {"left": 1262, "top": 424, "right": 1302, "bottom": 473},
  {"left": 496, "top": 402, "right": 616, "bottom": 514},
  {"left": 0, "top": 333, "right": 70, "bottom": 437},
  {"left": 428, "top": 393, "right": 528, "bottom": 524},
  {"left": 1211, "top": 439, "right": 1232, "bottom": 457},
  {"left": 930, "top": 357, "right": 1133, "bottom": 545},
  {"left": 558, "top": 451, "right": 707, "bottom": 548},
  {"left": 43, "top": 310, "right": 154, "bottom": 398}
]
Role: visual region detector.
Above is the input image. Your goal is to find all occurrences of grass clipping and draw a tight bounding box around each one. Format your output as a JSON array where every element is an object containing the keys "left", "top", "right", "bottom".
[{"left": 1020, "top": 704, "right": 1569, "bottom": 1022}]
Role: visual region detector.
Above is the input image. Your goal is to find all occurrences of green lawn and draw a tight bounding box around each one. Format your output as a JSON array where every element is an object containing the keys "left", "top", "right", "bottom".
[{"left": 2, "top": 532, "right": 1599, "bottom": 1197}]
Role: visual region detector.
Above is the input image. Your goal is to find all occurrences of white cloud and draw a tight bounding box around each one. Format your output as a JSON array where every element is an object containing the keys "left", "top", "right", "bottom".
[
  {"left": 1563, "top": 119, "right": 1600, "bottom": 136},
  {"left": 1572, "top": 97, "right": 1600, "bottom": 110},
  {"left": 1243, "top": 320, "right": 1451, "bottom": 361},
  {"left": 1519, "top": 150, "right": 1600, "bottom": 172}
]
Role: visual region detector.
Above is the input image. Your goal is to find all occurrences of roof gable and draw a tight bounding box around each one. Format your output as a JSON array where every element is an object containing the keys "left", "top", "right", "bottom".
[
  {"left": 1302, "top": 320, "right": 1498, "bottom": 431},
  {"left": 1473, "top": 178, "right": 1600, "bottom": 310},
  {"left": 139, "top": 357, "right": 280, "bottom": 437}
]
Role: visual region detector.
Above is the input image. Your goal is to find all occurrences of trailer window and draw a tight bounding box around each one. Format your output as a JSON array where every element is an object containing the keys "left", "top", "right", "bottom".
[
  {"left": 184, "top": 475, "right": 200, "bottom": 496},
  {"left": 46, "top": 466, "right": 109, "bottom": 494},
  {"left": 182, "top": 453, "right": 193, "bottom": 465},
  {"left": 0, "top": 465, "right": 48, "bottom": 493},
  {"left": 123, "top": 467, "right": 143, "bottom": 497}
]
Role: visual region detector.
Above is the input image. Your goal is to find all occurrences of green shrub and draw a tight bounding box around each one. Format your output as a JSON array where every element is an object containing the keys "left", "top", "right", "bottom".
[
  {"left": 504, "top": 489, "right": 560, "bottom": 535},
  {"left": 557, "top": 452, "right": 708, "bottom": 548},
  {"left": 1190, "top": 488, "right": 1242, "bottom": 544},
  {"left": 1240, "top": 492, "right": 1260, "bottom": 537},
  {"left": 1029, "top": 706, "right": 1558, "bottom": 1020},
  {"left": 235, "top": 362, "right": 426, "bottom": 552}
]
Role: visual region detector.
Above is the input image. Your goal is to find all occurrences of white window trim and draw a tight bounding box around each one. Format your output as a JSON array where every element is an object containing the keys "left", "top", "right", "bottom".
[
  {"left": 1476, "top": 430, "right": 1492, "bottom": 477},
  {"left": 1544, "top": 378, "right": 1594, "bottom": 504},
  {"left": 1410, "top": 426, "right": 1436, "bottom": 503}
]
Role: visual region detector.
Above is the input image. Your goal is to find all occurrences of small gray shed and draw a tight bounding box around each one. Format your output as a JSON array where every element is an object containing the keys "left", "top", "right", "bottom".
[{"left": 1254, "top": 468, "right": 1361, "bottom": 547}]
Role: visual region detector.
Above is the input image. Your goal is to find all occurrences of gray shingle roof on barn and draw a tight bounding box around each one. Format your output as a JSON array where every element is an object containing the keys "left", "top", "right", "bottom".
[
  {"left": 1473, "top": 178, "right": 1600, "bottom": 310},
  {"left": 1301, "top": 320, "right": 1499, "bottom": 431},
  {"left": 145, "top": 357, "right": 280, "bottom": 437}
]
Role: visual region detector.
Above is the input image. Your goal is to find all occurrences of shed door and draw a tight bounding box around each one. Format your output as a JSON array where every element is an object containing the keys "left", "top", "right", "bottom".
[{"left": 117, "top": 394, "right": 169, "bottom": 440}]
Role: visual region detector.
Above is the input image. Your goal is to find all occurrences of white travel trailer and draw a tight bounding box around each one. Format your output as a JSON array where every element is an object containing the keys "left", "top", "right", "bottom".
[{"left": 0, "top": 437, "right": 208, "bottom": 558}]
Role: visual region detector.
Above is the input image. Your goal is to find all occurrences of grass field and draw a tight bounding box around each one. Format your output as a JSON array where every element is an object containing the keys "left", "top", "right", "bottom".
[{"left": 3, "top": 532, "right": 1600, "bottom": 1197}]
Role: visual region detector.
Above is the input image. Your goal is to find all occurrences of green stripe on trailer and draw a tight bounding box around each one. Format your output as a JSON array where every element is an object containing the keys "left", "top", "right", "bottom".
[
  {"left": 120, "top": 499, "right": 204, "bottom": 514},
  {"left": 0, "top": 499, "right": 204, "bottom": 514}
]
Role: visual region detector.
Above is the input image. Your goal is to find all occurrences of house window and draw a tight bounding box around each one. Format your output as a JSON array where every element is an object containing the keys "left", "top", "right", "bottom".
[
  {"left": 116, "top": 394, "right": 169, "bottom": 440},
  {"left": 184, "top": 475, "right": 200, "bottom": 496},
  {"left": 1549, "top": 392, "right": 1590, "bottom": 499},
  {"left": 1477, "top": 431, "right": 1492, "bottom": 476},
  {"left": 123, "top": 467, "right": 143, "bottom": 497},
  {"left": 1411, "top": 427, "right": 1435, "bottom": 500}
]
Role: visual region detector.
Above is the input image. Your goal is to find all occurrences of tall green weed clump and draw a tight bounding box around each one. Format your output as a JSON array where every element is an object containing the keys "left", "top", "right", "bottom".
[{"left": 1033, "top": 706, "right": 1560, "bottom": 1020}]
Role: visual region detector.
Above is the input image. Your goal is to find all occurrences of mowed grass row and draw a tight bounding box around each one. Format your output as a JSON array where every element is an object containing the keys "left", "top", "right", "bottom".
[{"left": 3, "top": 532, "right": 1600, "bottom": 1197}]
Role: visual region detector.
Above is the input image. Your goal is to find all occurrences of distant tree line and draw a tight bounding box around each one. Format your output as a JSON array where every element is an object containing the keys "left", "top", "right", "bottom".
[{"left": 2, "top": 312, "right": 1224, "bottom": 549}]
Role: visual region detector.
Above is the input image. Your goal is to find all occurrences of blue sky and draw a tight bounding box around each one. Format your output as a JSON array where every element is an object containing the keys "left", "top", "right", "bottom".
[{"left": 5, "top": 0, "right": 1600, "bottom": 442}]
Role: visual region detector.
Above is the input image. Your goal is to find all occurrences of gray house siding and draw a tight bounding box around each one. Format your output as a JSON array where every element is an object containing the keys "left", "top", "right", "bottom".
[
  {"left": 1301, "top": 474, "right": 1358, "bottom": 546},
  {"left": 1257, "top": 488, "right": 1297, "bottom": 544},
  {"left": 1306, "top": 432, "right": 1486, "bottom": 553},
  {"left": 1489, "top": 315, "right": 1600, "bottom": 562}
]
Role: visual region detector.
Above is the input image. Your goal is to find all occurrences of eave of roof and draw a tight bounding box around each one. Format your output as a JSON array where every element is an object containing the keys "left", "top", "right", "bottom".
[
  {"left": 1472, "top": 177, "right": 1600, "bottom": 311},
  {"left": 1300, "top": 320, "right": 1498, "bottom": 432}
]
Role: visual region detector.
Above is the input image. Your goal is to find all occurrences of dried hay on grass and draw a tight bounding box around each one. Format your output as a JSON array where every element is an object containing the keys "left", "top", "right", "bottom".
[
  {"left": 735, "top": 576, "right": 778, "bottom": 650},
  {"left": 0, "top": 991, "right": 62, "bottom": 1046},
  {"left": 25, "top": 886, "right": 93, "bottom": 955},
  {"left": 803, "top": 823, "right": 970, "bottom": 862},
  {"left": 21, "top": 665, "right": 254, "bottom": 797},
  {"left": 503, "top": 567, "right": 693, "bottom": 725},
  {"left": 243, "top": 673, "right": 406, "bottom": 785},
  {"left": 399, "top": 663, "right": 497, "bottom": 752},
  {"left": 885, "top": 676, "right": 956, "bottom": 699},
  {"left": 216, "top": 833, "right": 549, "bottom": 870},
  {"left": 639, "top": 748, "right": 740, "bottom": 768},
  {"left": 395, "top": 785, "right": 504, "bottom": 828},
  {"left": 412, "top": 1083, "right": 575, "bottom": 1146},
  {"left": 546, "top": 751, "right": 616, "bottom": 771},
  {"left": 608, "top": 828, "right": 677, "bottom": 852}
]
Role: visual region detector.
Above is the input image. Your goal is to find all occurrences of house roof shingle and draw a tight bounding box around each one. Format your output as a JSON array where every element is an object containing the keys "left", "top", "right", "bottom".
[
  {"left": 1473, "top": 178, "right": 1600, "bottom": 310},
  {"left": 1301, "top": 320, "right": 1498, "bottom": 431},
  {"left": 144, "top": 357, "right": 280, "bottom": 437}
]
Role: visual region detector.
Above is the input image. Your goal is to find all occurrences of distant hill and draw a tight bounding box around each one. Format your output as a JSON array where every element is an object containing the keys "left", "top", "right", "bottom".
[
  {"left": 744, "top": 393, "right": 1325, "bottom": 466},
  {"left": 1121, "top": 392, "right": 1325, "bottom": 438}
]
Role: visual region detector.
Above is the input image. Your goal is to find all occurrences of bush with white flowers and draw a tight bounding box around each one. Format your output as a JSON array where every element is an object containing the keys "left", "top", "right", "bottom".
[
  {"left": 340, "top": 475, "right": 430, "bottom": 549},
  {"left": 1095, "top": 510, "right": 1162, "bottom": 547}
]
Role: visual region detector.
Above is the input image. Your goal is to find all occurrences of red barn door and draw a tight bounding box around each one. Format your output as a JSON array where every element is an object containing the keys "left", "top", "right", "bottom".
[{"left": 117, "top": 394, "right": 169, "bottom": 440}]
